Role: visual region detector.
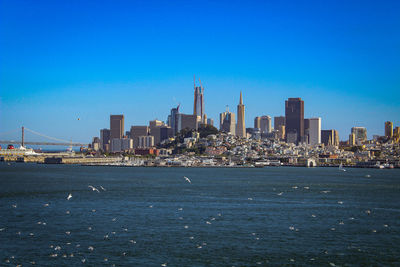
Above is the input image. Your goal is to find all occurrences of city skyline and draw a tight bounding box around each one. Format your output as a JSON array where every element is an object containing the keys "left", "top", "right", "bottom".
[{"left": 1, "top": 1, "right": 399, "bottom": 142}]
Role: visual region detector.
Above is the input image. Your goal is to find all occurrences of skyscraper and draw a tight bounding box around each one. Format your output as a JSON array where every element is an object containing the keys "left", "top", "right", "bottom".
[
  {"left": 351, "top": 127, "right": 367, "bottom": 144},
  {"left": 321, "top": 129, "right": 339, "bottom": 147},
  {"left": 100, "top": 128, "right": 110, "bottom": 152},
  {"left": 193, "top": 76, "right": 204, "bottom": 122},
  {"left": 385, "top": 121, "right": 393, "bottom": 138},
  {"left": 254, "top": 117, "right": 261, "bottom": 129},
  {"left": 130, "top": 126, "right": 149, "bottom": 148},
  {"left": 168, "top": 105, "right": 180, "bottom": 135},
  {"left": 220, "top": 107, "right": 236, "bottom": 135},
  {"left": 260, "top": 116, "right": 272, "bottom": 133},
  {"left": 308, "top": 118, "right": 321, "bottom": 146},
  {"left": 236, "top": 91, "right": 246, "bottom": 138},
  {"left": 110, "top": 115, "right": 124, "bottom": 140},
  {"left": 285, "top": 98, "right": 304, "bottom": 143}
]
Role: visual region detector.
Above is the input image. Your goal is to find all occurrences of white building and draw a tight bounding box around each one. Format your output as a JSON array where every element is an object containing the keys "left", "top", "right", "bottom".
[
  {"left": 308, "top": 118, "right": 321, "bottom": 146},
  {"left": 138, "top": 136, "right": 154, "bottom": 148}
]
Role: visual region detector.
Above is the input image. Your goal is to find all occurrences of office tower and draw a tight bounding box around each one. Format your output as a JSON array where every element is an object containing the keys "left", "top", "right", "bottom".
[
  {"left": 160, "top": 126, "right": 173, "bottom": 143},
  {"left": 385, "top": 121, "right": 393, "bottom": 138},
  {"left": 91, "top": 137, "right": 100, "bottom": 151},
  {"left": 321, "top": 130, "right": 339, "bottom": 147},
  {"left": 274, "top": 116, "right": 285, "bottom": 129},
  {"left": 236, "top": 91, "right": 246, "bottom": 138},
  {"left": 149, "top": 120, "right": 164, "bottom": 145},
  {"left": 203, "top": 114, "right": 208, "bottom": 125},
  {"left": 130, "top": 126, "right": 149, "bottom": 148},
  {"left": 307, "top": 118, "right": 321, "bottom": 146},
  {"left": 176, "top": 114, "right": 200, "bottom": 133},
  {"left": 349, "top": 133, "right": 356, "bottom": 146},
  {"left": 351, "top": 127, "right": 367, "bottom": 144},
  {"left": 304, "top": 119, "right": 310, "bottom": 143},
  {"left": 138, "top": 136, "right": 154, "bottom": 148},
  {"left": 254, "top": 117, "right": 261, "bottom": 129},
  {"left": 169, "top": 105, "right": 180, "bottom": 135},
  {"left": 207, "top": 118, "right": 214, "bottom": 126},
  {"left": 260, "top": 116, "right": 272, "bottom": 133},
  {"left": 193, "top": 76, "right": 205, "bottom": 122},
  {"left": 285, "top": 98, "right": 304, "bottom": 143},
  {"left": 110, "top": 115, "right": 124, "bottom": 140},
  {"left": 220, "top": 107, "right": 236, "bottom": 135},
  {"left": 100, "top": 129, "right": 110, "bottom": 152}
]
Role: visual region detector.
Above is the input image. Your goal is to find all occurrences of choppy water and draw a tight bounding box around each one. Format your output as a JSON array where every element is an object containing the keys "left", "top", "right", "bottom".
[{"left": 1, "top": 163, "right": 400, "bottom": 266}]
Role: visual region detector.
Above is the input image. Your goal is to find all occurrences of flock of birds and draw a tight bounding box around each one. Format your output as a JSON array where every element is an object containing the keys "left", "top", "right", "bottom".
[{"left": 1, "top": 170, "right": 394, "bottom": 266}]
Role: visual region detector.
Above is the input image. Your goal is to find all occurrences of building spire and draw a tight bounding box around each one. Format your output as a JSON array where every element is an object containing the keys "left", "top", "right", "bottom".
[{"left": 239, "top": 91, "right": 243, "bottom": 105}]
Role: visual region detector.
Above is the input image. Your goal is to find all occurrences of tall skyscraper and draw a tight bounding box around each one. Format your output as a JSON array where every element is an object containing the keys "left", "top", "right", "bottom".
[
  {"left": 385, "top": 121, "right": 393, "bottom": 138},
  {"left": 285, "top": 98, "right": 304, "bottom": 143},
  {"left": 110, "top": 115, "right": 124, "bottom": 140},
  {"left": 351, "top": 127, "right": 367, "bottom": 144},
  {"left": 220, "top": 107, "right": 236, "bottom": 135},
  {"left": 100, "top": 128, "right": 110, "bottom": 152},
  {"left": 176, "top": 114, "right": 200, "bottom": 133},
  {"left": 168, "top": 105, "right": 180, "bottom": 135},
  {"left": 308, "top": 118, "right": 321, "bottom": 146},
  {"left": 254, "top": 117, "right": 261, "bottom": 129},
  {"left": 236, "top": 91, "right": 246, "bottom": 138},
  {"left": 260, "top": 116, "right": 272, "bottom": 133},
  {"left": 193, "top": 76, "right": 204, "bottom": 122}
]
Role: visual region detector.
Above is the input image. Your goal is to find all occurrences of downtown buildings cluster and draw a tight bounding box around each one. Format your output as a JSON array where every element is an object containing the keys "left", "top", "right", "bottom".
[{"left": 87, "top": 78, "right": 400, "bottom": 167}]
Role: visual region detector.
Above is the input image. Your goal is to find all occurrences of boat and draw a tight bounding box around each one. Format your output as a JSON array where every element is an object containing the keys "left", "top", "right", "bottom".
[
  {"left": 0, "top": 145, "right": 39, "bottom": 156},
  {"left": 339, "top": 163, "right": 346, "bottom": 171}
]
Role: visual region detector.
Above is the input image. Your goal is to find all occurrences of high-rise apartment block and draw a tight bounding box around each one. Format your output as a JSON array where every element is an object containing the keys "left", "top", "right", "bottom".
[
  {"left": 385, "top": 121, "right": 393, "bottom": 138},
  {"left": 351, "top": 127, "right": 367, "bottom": 144},
  {"left": 285, "top": 98, "right": 304, "bottom": 143},
  {"left": 236, "top": 92, "right": 246, "bottom": 138}
]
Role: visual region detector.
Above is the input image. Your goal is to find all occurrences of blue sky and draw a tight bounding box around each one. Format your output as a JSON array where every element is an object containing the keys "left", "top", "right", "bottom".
[{"left": 1, "top": 0, "right": 399, "bottom": 143}]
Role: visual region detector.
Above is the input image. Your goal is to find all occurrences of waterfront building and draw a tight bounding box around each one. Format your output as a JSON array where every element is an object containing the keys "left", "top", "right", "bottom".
[
  {"left": 385, "top": 121, "right": 393, "bottom": 138},
  {"left": 138, "top": 136, "right": 154, "bottom": 148},
  {"left": 193, "top": 76, "right": 205, "bottom": 122},
  {"left": 110, "top": 115, "right": 124, "bottom": 140},
  {"left": 100, "top": 128, "right": 110, "bottom": 152},
  {"left": 254, "top": 117, "right": 261, "bottom": 129},
  {"left": 220, "top": 107, "right": 236, "bottom": 135},
  {"left": 91, "top": 137, "right": 100, "bottom": 151},
  {"left": 260, "top": 115, "right": 272, "bottom": 133},
  {"left": 321, "top": 130, "right": 339, "bottom": 147},
  {"left": 351, "top": 127, "right": 367, "bottom": 144},
  {"left": 285, "top": 98, "right": 304, "bottom": 143},
  {"left": 130, "top": 126, "right": 149, "bottom": 148},
  {"left": 236, "top": 92, "right": 246, "bottom": 138},
  {"left": 308, "top": 118, "right": 321, "bottom": 146}
]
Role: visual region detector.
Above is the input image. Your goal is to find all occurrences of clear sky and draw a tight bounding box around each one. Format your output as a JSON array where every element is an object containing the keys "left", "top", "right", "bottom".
[{"left": 1, "top": 0, "right": 399, "bottom": 143}]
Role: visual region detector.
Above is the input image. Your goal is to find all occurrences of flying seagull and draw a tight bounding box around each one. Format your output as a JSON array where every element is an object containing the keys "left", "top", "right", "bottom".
[
  {"left": 67, "top": 193, "right": 72, "bottom": 200},
  {"left": 183, "top": 176, "right": 191, "bottom": 184},
  {"left": 88, "top": 185, "right": 100, "bottom": 193}
]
